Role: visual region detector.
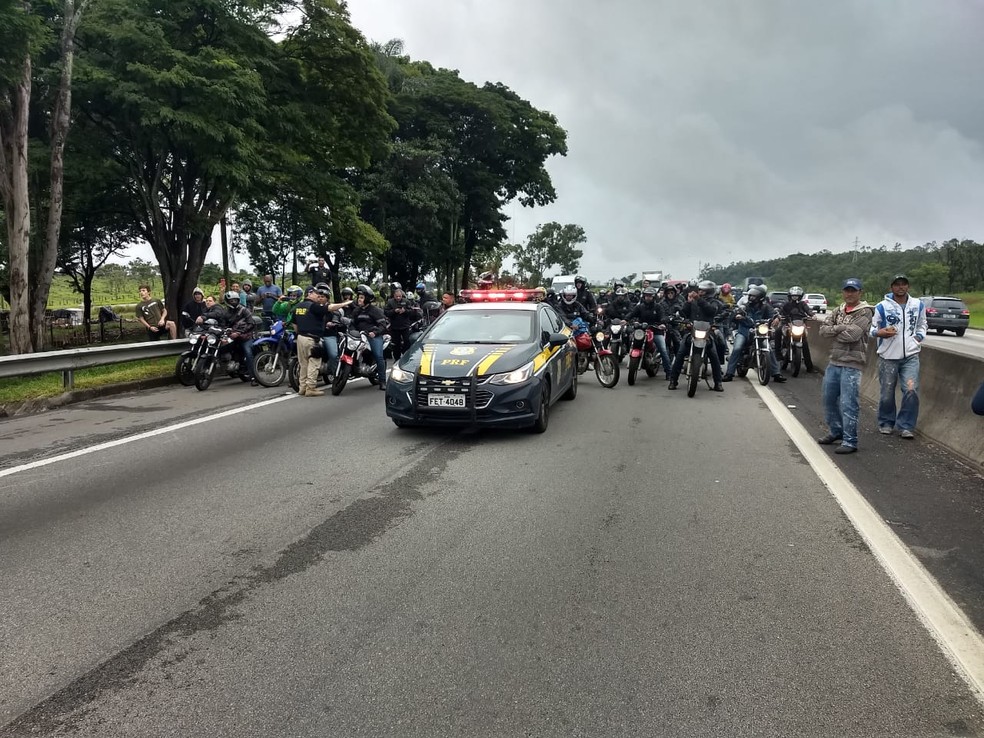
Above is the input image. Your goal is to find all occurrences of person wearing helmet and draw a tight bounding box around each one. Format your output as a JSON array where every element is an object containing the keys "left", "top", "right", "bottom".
[
  {"left": 718, "top": 283, "right": 736, "bottom": 344},
  {"left": 777, "top": 286, "right": 816, "bottom": 372},
  {"left": 273, "top": 285, "right": 304, "bottom": 324},
  {"left": 545, "top": 288, "right": 558, "bottom": 308},
  {"left": 220, "top": 290, "right": 258, "bottom": 384},
  {"left": 414, "top": 281, "right": 435, "bottom": 303},
  {"left": 384, "top": 287, "right": 423, "bottom": 361},
  {"left": 604, "top": 287, "right": 633, "bottom": 322},
  {"left": 722, "top": 285, "right": 786, "bottom": 383},
  {"left": 574, "top": 275, "right": 597, "bottom": 311},
  {"left": 667, "top": 282, "right": 725, "bottom": 391},
  {"left": 557, "top": 285, "right": 591, "bottom": 326},
  {"left": 624, "top": 287, "right": 673, "bottom": 379},
  {"left": 350, "top": 285, "right": 389, "bottom": 388}
]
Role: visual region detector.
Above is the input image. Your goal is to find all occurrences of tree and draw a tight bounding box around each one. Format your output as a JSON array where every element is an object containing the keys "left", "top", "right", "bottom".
[
  {"left": 908, "top": 262, "right": 950, "bottom": 296},
  {"left": 73, "top": 0, "right": 393, "bottom": 321},
  {"left": 0, "top": 0, "right": 92, "bottom": 353},
  {"left": 511, "top": 222, "right": 585, "bottom": 287}
]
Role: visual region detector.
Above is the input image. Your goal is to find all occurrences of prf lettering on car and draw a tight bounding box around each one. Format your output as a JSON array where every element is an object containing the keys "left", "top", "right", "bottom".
[{"left": 441, "top": 359, "right": 470, "bottom": 366}]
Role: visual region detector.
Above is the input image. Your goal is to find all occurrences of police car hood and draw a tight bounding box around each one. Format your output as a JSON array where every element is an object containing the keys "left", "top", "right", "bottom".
[{"left": 401, "top": 341, "right": 539, "bottom": 378}]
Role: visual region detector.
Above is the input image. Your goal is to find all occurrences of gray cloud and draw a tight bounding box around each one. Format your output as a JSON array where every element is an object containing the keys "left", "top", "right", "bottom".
[{"left": 348, "top": 0, "right": 984, "bottom": 281}]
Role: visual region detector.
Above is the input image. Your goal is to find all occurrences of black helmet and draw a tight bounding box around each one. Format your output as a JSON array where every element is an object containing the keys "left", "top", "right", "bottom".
[
  {"left": 314, "top": 287, "right": 332, "bottom": 299},
  {"left": 561, "top": 286, "right": 577, "bottom": 304},
  {"left": 340, "top": 287, "right": 354, "bottom": 298},
  {"left": 574, "top": 274, "right": 587, "bottom": 286},
  {"left": 355, "top": 284, "right": 375, "bottom": 302},
  {"left": 788, "top": 286, "right": 804, "bottom": 301},
  {"left": 223, "top": 290, "right": 240, "bottom": 307},
  {"left": 698, "top": 280, "right": 717, "bottom": 298},
  {"left": 747, "top": 285, "right": 767, "bottom": 301},
  {"left": 642, "top": 287, "right": 657, "bottom": 299}
]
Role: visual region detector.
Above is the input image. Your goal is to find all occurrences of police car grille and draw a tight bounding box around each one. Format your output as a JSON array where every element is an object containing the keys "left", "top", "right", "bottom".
[{"left": 416, "top": 375, "right": 493, "bottom": 409}]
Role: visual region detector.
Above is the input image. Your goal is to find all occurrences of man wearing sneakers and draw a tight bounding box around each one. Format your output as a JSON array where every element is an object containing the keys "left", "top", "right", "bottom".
[
  {"left": 871, "top": 274, "right": 928, "bottom": 439},
  {"left": 817, "top": 278, "right": 874, "bottom": 454}
]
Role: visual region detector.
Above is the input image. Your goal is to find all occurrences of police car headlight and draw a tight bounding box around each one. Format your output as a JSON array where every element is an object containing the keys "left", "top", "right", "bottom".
[
  {"left": 389, "top": 366, "right": 414, "bottom": 383},
  {"left": 490, "top": 361, "right": 534, "bottom": 385}
]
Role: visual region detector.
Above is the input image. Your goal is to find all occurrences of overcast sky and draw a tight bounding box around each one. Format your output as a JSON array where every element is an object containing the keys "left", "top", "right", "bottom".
[{"left": 346, "top": 0, "right": 984, "bottom": 282}]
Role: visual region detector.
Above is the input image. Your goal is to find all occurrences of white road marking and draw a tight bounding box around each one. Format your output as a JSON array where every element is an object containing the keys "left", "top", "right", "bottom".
[
  {"left": 0, "top": 393, "right": 298, "bottom": 480},
  {"left": 750, "top": 378, "right": 984, "bottom": 703}
]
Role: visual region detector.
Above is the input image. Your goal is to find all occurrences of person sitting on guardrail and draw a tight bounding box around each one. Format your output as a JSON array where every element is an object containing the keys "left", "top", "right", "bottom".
[{"left": 135, "top": 285, "right": 177, "bottom": 341}]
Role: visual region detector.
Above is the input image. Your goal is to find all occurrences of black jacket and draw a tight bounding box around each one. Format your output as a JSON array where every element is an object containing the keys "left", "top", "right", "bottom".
[
  {"left": 349, "top": 303, "right": 388, "bottom": 335},
  {"left": 781, "top": 300, "right": 814, "bottom": 320},
  {"left": 605, "top": 298, "right": 633, "bottom": 321},
  {"left": 625, "top": 299, "right": 666, "bottom": 326},
  {"left": 576, "top": 287, "right": 597, "bottom": 311},
  {"left": 182, "top": 300, "right": 207, "bottom": 329},
  {"left": 384, "top": 298, "right": 423, "bottom": 331},
  {"left": 557, "top": 299, "right": 591, "bottom": 325},
  {"left": 680, "top": 296, "right": 719, "bottom": 324}
]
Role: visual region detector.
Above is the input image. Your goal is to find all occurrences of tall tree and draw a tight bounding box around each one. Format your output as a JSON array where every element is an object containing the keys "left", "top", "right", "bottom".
[{"left": 0, "top": 0, "right": 91, "bottom": 353}]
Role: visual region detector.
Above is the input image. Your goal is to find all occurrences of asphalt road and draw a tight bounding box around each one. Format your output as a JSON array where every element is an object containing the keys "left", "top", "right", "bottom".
[
  {"left": 922, "top": 327, "right": 984, "bottom": 359},
  {"left": 1, "top": 372, "right": 983, "bottom": 736}
]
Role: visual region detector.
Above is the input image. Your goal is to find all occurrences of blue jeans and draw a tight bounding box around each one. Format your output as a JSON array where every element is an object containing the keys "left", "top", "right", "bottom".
[
  {"left": 822, "top": 364, "right": 861, "bottom": 448},
  {"left": 725, "top": 332, "right": 780, "bottom": 377},
  {"left": 669, "top": 334, "right": 722, "bottom": 384},
  {"left": 369, "top": 335, "right": 386, "bottom": 384},
  {"left": 652, "top": 333, "right": 672, "bottom": 377},
  {"left": 239, "top": 339, "right": 254, "bottom": 378},
  {"left": 877, "top": 355, "right": 920, "bottom": 431},
  {"left": 322, "top": 335, "right": 339, "bottom": 376}
]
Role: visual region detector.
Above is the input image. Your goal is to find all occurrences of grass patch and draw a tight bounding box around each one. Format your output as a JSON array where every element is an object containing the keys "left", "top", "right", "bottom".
[
  {"left": 0, "top": 356, "right": 175, "bottom": 404},
  {"left": 956, "top": 292, "right": 984, "bottom": 329}
]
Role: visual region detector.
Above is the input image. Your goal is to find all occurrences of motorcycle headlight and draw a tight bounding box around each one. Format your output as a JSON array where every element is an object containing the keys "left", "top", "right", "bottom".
[
  {"left": 633, "top": 329, "right": 644, "bottom": 341},
  {"left": 189, "top": 336, "right": 199, "bottom": 344},
  {"left": 207, "top": 335, "right": 218, "bottom": 345},
  {"left": 791, "top": 325, "right": 805, "bottom": 336},
  {"left": 694, "top": 329, "right": 708, "bottom": 340},
  {"left": 595, "top": 332, "right": 605, "bottom": 342},
  {"left": 389, "top": 366, "right": 414, "bottom": 383},
  {"left": 490, "top": 361, "right": 534, "bottom": 385},
  {"left": 757, "top": 323, "right": 769, "bottom": 335}
]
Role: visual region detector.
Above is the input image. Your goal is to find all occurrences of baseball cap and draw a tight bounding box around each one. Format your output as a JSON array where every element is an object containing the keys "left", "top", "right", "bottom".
[
  {"left": 891, "top": 274, "right": 909, "bottom": 285},
  {"left": 842, "top": 278, "right": 863, "bottom": 290}
]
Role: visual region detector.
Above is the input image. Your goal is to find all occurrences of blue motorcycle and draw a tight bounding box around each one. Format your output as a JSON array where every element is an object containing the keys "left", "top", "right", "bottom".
[{"left": 250, "top": 320, "right": 296, "bottom": 387}]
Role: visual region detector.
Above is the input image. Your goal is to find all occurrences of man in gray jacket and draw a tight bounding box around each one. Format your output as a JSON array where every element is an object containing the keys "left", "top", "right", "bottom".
[{"left": 817, "top": 278, "right": 874, "bottom": 454}]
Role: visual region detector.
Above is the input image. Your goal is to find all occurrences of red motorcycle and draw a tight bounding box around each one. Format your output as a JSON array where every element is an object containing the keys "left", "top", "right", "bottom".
[{"left": 627, "top": 322, "right": 660, "bottom": 386}]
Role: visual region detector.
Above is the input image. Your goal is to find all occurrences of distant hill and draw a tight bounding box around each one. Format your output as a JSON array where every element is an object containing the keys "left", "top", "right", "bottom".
[{"left": 698, "top": 239, "right": 984, "bottom": 297}]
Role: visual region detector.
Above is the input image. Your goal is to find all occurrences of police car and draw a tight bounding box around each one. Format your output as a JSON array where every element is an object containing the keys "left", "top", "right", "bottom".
[{"left": 384, "top": 289, "right": 578, "bottom": 432}]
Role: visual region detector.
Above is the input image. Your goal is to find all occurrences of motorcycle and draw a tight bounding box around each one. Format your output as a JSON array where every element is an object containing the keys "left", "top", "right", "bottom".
[
  {"left": 684, "top": 320, "right": 714, "bottom": 397},
  {"left": 192, "top": 322, "right": 250, "bottom": 391},
  {"left": 175, "top": 313, "right": 207, "bottom": 386},
  {"left": 779, "top": 318, "right": 808, "bottom": 377},
  {"left": 626, "top": 322, "right": 660, "bottom": 386},
  {"left": 250, "top": 320, "right": 296, "bottom": 387},
  {"left": 589, "top": 324, "right": 620, "bottom": 388},
  {"left": 745, "top": 318, "right": 774, "bottom": 386},
  {"left": 331, "top": 328, "right": 392, "bottom": 396}
]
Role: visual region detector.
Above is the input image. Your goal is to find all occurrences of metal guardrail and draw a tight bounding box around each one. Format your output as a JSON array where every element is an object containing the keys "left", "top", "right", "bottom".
[{"left": 0, "top": 339, "right": 187, "bottom": 390}]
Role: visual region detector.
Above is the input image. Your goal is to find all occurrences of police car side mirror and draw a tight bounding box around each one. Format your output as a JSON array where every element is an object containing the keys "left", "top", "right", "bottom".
[{"left": 547, "top": 332, "right": 569, "bottom": 348}]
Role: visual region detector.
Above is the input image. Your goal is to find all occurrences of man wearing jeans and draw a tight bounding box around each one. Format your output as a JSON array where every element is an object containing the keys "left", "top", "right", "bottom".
[
  {"left": 817, "top": 278, "right": 874, "bottom": 454},
  {"left": 871, "top": 274, "right": 928, "bottom": 439}
]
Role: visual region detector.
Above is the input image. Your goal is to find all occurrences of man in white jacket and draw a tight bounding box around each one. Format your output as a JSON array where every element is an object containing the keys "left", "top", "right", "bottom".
[{"left": 870, "top": 274, "right": 928, "bottom": 438}]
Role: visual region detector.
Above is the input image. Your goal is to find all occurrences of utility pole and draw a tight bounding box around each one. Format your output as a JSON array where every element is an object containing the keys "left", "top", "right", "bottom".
[
  {"left": 853, "top": 236, "right": 860, "bottom": 263},
  {"left": 220, "top": 216, "right": 231, "bottom": 292}
]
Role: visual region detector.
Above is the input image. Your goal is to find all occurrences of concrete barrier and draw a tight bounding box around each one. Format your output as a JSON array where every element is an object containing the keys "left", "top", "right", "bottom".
[{"left": 807, "top": 322, "right": 984, "bottom": 468}]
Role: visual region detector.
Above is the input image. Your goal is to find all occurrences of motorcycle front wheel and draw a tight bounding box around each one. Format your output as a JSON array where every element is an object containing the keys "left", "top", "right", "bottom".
[
  {"left": 627, "top": 354, "right": 640, "bottom": 386},
  {"left": 194, "top": 358, "right": 215, "bottom": 391},
  {"left": 595, "top": 354, "right": 619, "bottom": 388},
  {"left": 644, "top": 351, "right": 657, "bottom": 377},
  {"left": 791, "top": 346, "right": 802, "bottom": 377},
  {"left": 331, "top": 363, "right": 351, "bottom": 396},
  {"left": 687, "top": 348, "right": 701, "bottom": 397},
  {"left": 253, "top": 351, "right": 286, "bottom": 387},
  {"left": 757, "top": 350, "right": 771, "bottom": 385},
  {"left": 175, "top": 354, "right": 195, "bottom": 386}
]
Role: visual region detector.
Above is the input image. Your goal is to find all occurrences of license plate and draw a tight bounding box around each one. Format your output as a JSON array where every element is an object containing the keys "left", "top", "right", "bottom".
[
  {"left": 428, "top": 394, "right": 466, "bottom": 408},
  {"left": 943, "top": 314, "right": 955, "bottom": 319}
]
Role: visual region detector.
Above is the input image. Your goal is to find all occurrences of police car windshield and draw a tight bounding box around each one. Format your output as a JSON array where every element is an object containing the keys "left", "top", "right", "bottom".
[{"left": 428, "top": 310, "right": 534, "bottom": 344}]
